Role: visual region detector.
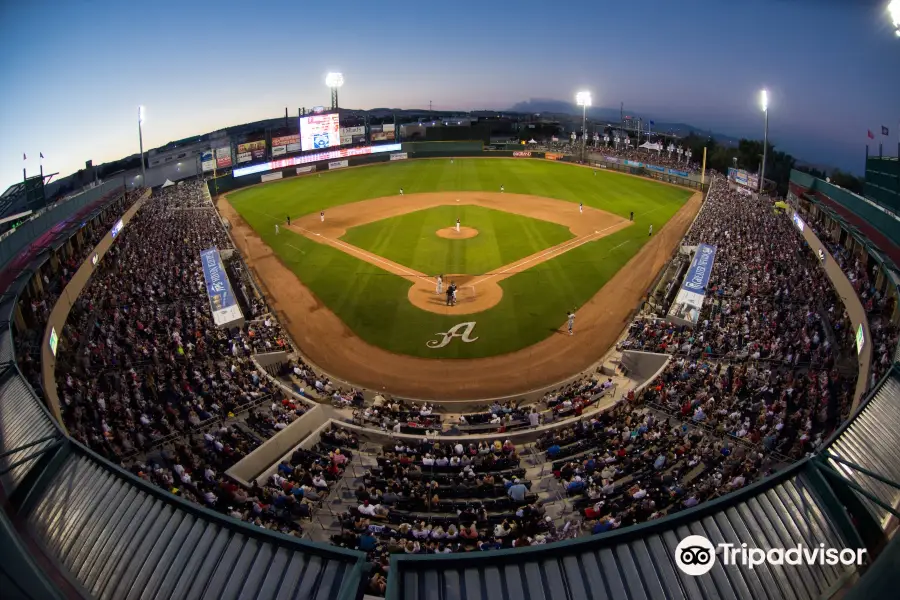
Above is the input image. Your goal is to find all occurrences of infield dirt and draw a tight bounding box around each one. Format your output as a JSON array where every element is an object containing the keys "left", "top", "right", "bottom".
[
  {"left": 285, "top": 192, "right": 627, "bottom": 315},
  {"left": 219, "top": 190, "right": 702, "bottom": 400}
]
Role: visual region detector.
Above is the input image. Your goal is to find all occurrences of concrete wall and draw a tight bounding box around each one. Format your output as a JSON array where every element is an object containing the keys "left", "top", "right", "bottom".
[
  {"left": 792, "top": 212, "right": 872, "bottom": 412},
  {"left": 226, "top": 404, "right": 335, "bottom": 485},
  {"left": 40, "top": 194, "right": 148, "bottom": 426},
  {"left": 621, "top": 350, "right": 671, "bottom": 382}
]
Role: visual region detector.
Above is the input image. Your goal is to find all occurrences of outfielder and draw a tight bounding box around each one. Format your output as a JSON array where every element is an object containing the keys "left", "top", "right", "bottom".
[
  {"left": 275, "top": 224, "right": 280, "bottom": 235},
  {"left": 320, "top": 211, "right": 325, "bottom": 222},
  {"left": 456, "top": 218, "right": 460, "bottom": 233},
  {"left": 579, "top": 202, "right": 583, "bottom": 214},
  {"left": 436, "top": 274, "right": 443, "bottom": 294},
  {"left": 287, "top": 215, "right": 291, "bottom": 226},
  {"left": 567, "top": 310, "right": 575, "bottom": 335},
  {"left": 648, "top": 224, "right": 653, "bottom": 236}
]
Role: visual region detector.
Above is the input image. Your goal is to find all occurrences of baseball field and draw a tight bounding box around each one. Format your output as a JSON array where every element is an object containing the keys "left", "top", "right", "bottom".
[{"left": 220, "top": 158, "right": 701, "bottom": 397}]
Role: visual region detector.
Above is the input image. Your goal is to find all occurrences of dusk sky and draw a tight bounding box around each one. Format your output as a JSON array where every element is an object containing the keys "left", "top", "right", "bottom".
[{"left": 0, "top": 0, "right": 897, "bottom": 192}]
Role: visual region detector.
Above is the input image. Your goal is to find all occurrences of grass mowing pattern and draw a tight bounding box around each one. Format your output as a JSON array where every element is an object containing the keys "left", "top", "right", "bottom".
[
  {"left": 228, "top": 159, "right": 691, "bottom": 358},
  {"left": 340, "top": 205, "right": 574, "bottom": 276}
]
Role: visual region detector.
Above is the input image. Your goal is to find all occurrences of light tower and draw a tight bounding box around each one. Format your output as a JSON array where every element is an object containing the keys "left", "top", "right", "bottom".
[
  {"left": 138, "top": 105, "right": 146, "bottom": 188},
  {"left": 759, "top": 89, "right": 768, "bottom": 195},
  {"left": 575, "top": 91, "right": 592, "bottom": 162},
  {"left": 890, "top": 0, "right": 900, "bottom": 36},
  {"left": 326, "top": 72, "right": 344, "bottom": 110}
]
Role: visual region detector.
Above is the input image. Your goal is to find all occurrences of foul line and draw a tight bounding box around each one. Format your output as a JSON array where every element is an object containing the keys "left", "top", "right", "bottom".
[
  {"left": 294, "top": 226, "right": 428, "bottom": 281},
  {"left": 284, "top": 203, "right": 668, "bottom": 288},
  {"left": 469, "top": 204, "right": 667, "bottom": 287}
]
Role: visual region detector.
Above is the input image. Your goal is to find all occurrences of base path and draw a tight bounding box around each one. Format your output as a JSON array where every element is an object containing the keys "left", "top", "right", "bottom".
[
  {"left": 219, "top": 191, "right": 702, "bottom": 400},
  {"left": 288, "top": 192, "right": 629, "bottom": 315}
]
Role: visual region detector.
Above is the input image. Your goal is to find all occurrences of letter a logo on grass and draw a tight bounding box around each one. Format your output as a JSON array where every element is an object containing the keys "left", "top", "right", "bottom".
[
  {"left": 427, "top": 322, "right": 479, "bottom": 349},
  {"left": 675, "top": 535, "right": 716, "bottom": 576}
]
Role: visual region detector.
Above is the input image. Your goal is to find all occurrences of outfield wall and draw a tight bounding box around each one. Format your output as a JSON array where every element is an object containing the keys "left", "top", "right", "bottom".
[{"left": 207, "top": 141, "right": 707, "bottom": 198}]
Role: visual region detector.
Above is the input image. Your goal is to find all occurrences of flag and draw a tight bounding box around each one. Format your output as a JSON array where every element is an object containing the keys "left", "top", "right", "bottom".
[
  {"left": 23, "top": 153, "right": 26, "bottom": 160},
  {"left": 649, "top": 120, "right": 655, "bottom": 125},
  {"left": 40, "top": 152, "right": 44, "bottom": 159},
  {"left": 867, "top": 130, "right": 875, "bottom": 139},
  {"left": 882, "top": 126, "right": 890, "bottom": 136}
]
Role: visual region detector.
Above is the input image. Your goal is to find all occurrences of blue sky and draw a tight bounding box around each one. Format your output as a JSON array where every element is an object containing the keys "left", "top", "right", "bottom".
[{"left": 0, "top": 0, "right": 897, "bottom": 191}]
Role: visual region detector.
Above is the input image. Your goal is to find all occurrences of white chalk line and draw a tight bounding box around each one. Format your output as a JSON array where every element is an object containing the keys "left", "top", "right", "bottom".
[
  {"left": 280, "top": 203, "right": 665, "bottom": 289},
  {"left": 294, "top": 226, "right": 426, "bottom": 281},
  {"left": 470, "top": 219, "right": 628, "bottom": 287}
]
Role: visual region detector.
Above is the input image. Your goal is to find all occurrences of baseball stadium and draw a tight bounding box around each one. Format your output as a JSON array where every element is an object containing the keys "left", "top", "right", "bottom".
[{"left": 2, "top": 97, "right": 900, "bottom": 600}]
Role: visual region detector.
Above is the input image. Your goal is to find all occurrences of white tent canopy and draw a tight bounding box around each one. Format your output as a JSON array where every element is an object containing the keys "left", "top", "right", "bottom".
[{"left": 527, "top": 139, "right": 537, "bottom": 144}]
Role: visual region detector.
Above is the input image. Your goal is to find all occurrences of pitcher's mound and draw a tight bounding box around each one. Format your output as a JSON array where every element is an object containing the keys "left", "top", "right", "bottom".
[{"left": 436, "top": 226, "right": 479, "bottom": 239}]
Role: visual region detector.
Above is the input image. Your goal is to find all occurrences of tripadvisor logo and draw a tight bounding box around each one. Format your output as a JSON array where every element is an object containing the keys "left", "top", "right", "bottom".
[{"left": 674, "top": 535, "right": 866, "bottom": 576}]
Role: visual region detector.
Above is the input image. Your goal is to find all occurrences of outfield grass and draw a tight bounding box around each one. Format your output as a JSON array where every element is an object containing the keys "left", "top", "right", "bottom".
[
  {"left": 340, "top": 205, "right": 574, "bottom": 275},
  {"left": 228, "top": 159, "right": 692, "bottom": 358}
]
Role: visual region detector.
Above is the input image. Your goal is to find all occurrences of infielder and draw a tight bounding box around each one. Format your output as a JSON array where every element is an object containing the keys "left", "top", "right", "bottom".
[
  {"left": 500, "top": 185, "right": 505, "bottom": 193},
  {"left": 436, "top": 274, "right": 443, "bottom": 294},
  {"left": 400, "top": 187, "right": 404, "bottom": 195},
  {"left": 579, "top": 202, "right": 583, "bottom": 214},
  {"left": 567, "top": 310, "right": 575, "bottom": 335},
  {"left": 287, "top": 215, "right": 291, "bottom": 226},
  {"left": 320, "top": 211, "right": 325, "bottom": 222},
  {"left": 456, "top": 218, "right": 460, "bottom": 233},
  {"left": 648, "top": 224, "right": 653, "bottom": 236},
  {"left": 630, "top": 211, "right": 634, "bottom": 221}
]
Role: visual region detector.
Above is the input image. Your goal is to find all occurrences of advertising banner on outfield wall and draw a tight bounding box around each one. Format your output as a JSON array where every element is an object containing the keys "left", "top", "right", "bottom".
[
  {"left": 272, "top": 134, "right": 299, "bottom": 157},
  {"left": 545, "top": 153, "right": 562, "bottom": 161},
  {"left": 390, "top": 153, "right": 408, "bottom": 161},
  {"left": 340, "top": 135, "right": 352, "bottom": 145},
  {"left": 645, "top": 164, "right": 666, "bottom": 173},
  {"left": 237, "top": 152, "right": 252, "bottom": 163},
  {"left": 296, "top": 165, "right": 316, "bottom": 175},
  {"left": 667, "top": 168, "right": 690, "bottom": 178},
  {"left": 272, "top": 134, "right": 299, "bottom": 147},
  {"left": 604, "top": 156, "right": 619, "bottom": 163},
  {"left": 237, "top": 140, "right": 266, "bottom": 154},
  {"left": 624, "top": 160, "right": 643, "bottom": 168},
  {"left": 234, "top": 143, "right": 401, "bottom": 177},
  {"left": 201, "top": 151, "right": 216, "bottom": 172},
  {"left": 339, "top": 126, "right": 365, "bottom": 137},
  {"left": 513, "top": 151, "right": 532, "bottom": 158},
  {"left": 260, "top": 172, "right": 283, "bottom": 182},
  {"left": 328, "top": 160, "right": 348, "bottom": 170},
  {"left": 383, "top": 124, "right": 395, "bottom": 133},
  {"left": 667, "top": 243, "right": 717, "bottom": 328},
  {"left": 215, "top": 146, "right": 232, "bottom": 168}
]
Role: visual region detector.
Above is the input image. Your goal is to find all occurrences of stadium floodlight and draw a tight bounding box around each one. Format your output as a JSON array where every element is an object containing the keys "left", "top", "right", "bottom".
[
  {"left": 326, "top": 72, "right": 344, "bottom": 110},
  {"left": 138, "top": 105, "right": 146, "bottom": 187},
  {"left": 890, "top": 0, "right": 900, "bottom": 36},
  {"left": 575, "top": 91, "right": 592, "bottom": 160},
  {"left": 760, "top": 89, "right": 769, "bottom": 195}
]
